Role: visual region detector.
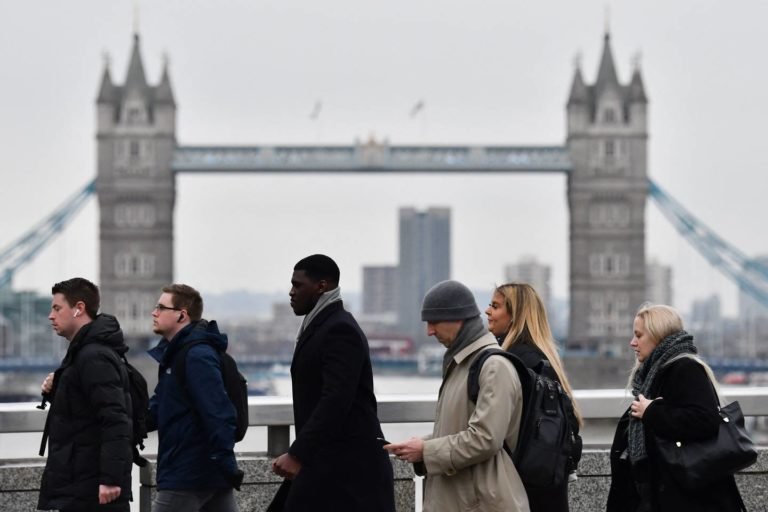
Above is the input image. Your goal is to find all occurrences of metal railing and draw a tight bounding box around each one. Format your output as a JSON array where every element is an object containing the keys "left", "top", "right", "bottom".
[{"left": 2, "top": 387, "right": 767, "bottom": 457}]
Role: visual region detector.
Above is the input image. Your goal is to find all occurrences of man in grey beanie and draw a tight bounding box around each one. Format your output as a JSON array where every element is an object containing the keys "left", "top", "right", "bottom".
[{"left": 384, "top": 280, "right": 530, "bottom": 512}]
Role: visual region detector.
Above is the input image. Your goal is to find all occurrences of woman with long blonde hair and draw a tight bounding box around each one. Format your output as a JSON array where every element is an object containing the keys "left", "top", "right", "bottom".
[
  {"left": 485, "top": 282, "right": 582, "bottom": 512},
  {"left": 606, "top": 303, "right": 746, "bottom": 511}
]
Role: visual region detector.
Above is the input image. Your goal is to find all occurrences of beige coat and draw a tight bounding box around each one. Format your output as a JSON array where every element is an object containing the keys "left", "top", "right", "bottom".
[{"left": 422, "top": 332, "right": 529, "bottom": 512}]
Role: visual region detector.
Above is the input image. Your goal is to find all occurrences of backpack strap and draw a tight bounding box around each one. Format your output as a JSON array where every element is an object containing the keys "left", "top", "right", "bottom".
[
  {"left": 38, "top": 410, "right": 51, "bottom": 457},
  {"left": 467, "top": 348, "right": 532, "bottom": 405},
  {"left": 38, "top": 352, "right": 78, "bottom": 457},
  {"left": 467, "top": 348, "right": 533, "bottom": 459},
  {"left": 533, "top": 359, "right": 557, "bottom": 381}
]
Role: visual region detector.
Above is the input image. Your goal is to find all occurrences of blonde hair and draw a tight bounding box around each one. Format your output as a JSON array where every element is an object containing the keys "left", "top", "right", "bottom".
[
  {"left": 634, "top": 302, "right": 684, "bottom": 345},
  {"left": 495, "top": 283, "right": 583, "bottom": 426},
  {"left": 628, "top": 302, "right": 686, "bottom": 388}
]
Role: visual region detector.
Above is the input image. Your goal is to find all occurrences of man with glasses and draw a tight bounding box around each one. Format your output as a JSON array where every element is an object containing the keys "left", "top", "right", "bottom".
[{"left": 147, "top": 284, "right": 243, "bottom": 512}]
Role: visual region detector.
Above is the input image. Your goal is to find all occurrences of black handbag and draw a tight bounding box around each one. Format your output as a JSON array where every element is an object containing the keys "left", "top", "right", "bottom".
[{"left": 655, "top": 400, "right": 757, "bottom": 490}]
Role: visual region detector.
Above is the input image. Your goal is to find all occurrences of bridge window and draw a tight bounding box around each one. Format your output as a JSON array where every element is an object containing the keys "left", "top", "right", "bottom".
[
  {"left": 603, "top": 108, "right": 616, "bottom": 124},
  {"left": 113, "top": 139, "right": 155, "bottom": 176},
  {"left": 588, "top": 292, "right": 630, "bottom": 337},
  {"left": 589, "top": 202, "right": 631, "bottom": 228},
  {"left": 115, "top": 292, "right": 155, "bottom": 336},
  {"left": 127, "top": 107, "right": 142, "bottom": 123},
  {"left": 114, "top": 203, "right": 156, "bottom": 228},
  {"left": 604, "top": 140, "right": 615, "bottom": 157},
  {"left": 123, "top": 99, "right": 148, "bottom": 125},
  {"left": 129, "top": 140, "right": 140, "bottom": 158},
  {"left": 114, "top": 252, "right": 156, "bottom": 278},
  {"left": 590, "top": 252, "right": 630, "bottom": 277}
]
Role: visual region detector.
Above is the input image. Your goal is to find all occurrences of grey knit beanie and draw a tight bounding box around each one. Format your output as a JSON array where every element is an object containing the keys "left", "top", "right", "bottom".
[{"left": 421, "top": 280, "right": 480, "bottom": 322}]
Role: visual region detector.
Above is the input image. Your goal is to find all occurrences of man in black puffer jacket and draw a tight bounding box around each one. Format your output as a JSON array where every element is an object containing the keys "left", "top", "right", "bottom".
[{"left": 38, "top": 277, "right": 133, "bottom": 512}]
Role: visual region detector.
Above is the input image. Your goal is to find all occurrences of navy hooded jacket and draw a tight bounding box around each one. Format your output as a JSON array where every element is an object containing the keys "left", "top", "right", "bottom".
[{"left": 147, "top": 319, "right": 239, "bottom": 490}]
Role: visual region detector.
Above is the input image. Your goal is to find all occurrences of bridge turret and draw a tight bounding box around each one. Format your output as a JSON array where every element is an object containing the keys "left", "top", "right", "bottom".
[
  {"left": 153, "top": 61, "right": 176, "bottom": 134},
  {"left": 566, "top": 31, "right": 648, "bottom": 356},
  {"left": 627, "top": 67, "right": 648, "bottom": 130},
  {"left": 96, "top": 33, "right": 177, "bottom": 348},
  {"left": 96, "top": 63, "right": 117, "bottom": 132},
  {"left": 566, "top": 66, "right": 590, "bottom": 133}
]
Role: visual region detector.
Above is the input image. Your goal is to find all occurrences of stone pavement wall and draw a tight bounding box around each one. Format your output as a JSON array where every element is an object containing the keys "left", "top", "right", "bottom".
[{"left": 2, "top": 449, "right": 766, "bottom": 511}]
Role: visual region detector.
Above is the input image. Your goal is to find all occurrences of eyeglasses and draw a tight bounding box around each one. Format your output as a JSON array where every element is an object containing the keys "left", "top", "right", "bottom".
[{"left": 153, "top": 303, "right": 181, "bottom": 312}]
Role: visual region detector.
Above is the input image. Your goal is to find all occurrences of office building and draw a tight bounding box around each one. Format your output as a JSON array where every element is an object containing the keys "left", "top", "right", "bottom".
[
  {"left": 504, "top": 256, "right": 552, "bottom": 311},
  {"left": 362, "top": 265, "right": 398, "bottom": 323},
  {"left": 397, "top": 207, "right": 451, "bottom": 344}
]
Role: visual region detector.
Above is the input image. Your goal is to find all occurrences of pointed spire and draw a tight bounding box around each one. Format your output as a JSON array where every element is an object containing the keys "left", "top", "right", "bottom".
[
  {"left": 629, "top": 68, "right": 648, "bottom": 103},
  {"left": 594, "top": 32, "right": 620, "bottom": 99},
  {"left": 96, "top": 54, "right": 116, "bottom": 103},
  {"left": 567, "top": 67, "right": 589, "bottom": 105},
  {"left": 124, "top": 33, "right": 148, "bottom": 93},
  {"left": 154, "top": 56, "right": 176, "bottom": 105}
]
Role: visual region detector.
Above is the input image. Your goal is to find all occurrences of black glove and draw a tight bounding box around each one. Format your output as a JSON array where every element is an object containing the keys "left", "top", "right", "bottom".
[{"left": 227, "top": 469, "right": 245, "bottom": 491}]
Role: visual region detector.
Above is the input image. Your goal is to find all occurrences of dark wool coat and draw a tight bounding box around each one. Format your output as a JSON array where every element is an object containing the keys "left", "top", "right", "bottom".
[
  {"left": 606, "top": 357, "right": 745, "bottom": 512},
  {"left": 274, "top": 301, "right": 395, "bottom": 512},
  {"left": 507, "top": 340, "right": 570, "bottom": 512},
  {"left": 147, "top": 320, "right": 240, "bottom": 490},
  {"left": 38, "top": 314, "right": 133, "bottom": 512}
]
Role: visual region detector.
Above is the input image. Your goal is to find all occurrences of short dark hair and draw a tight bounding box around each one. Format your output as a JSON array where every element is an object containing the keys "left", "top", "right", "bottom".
[
  {"left": 162, "top": 284, "right": 204, "bottom": 321},
  {"left": 52, "top": 278, "right": 100, "bottom": 319},
  {"left": 294, "top": 254, "right": 340, "bottom": 285}
]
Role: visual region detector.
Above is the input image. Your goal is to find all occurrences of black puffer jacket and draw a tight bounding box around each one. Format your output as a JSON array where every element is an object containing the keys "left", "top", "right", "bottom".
[{"left": 38, "top": 314, "right": 133, "bottom": 512}]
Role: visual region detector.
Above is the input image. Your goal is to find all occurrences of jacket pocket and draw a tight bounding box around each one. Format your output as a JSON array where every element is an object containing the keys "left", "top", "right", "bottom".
[
  {"left": 47, "top": 442, "right": 75, "bottom": 483},
  {"left": 455, "top": 466, "right": 480, "bottom": 510}
]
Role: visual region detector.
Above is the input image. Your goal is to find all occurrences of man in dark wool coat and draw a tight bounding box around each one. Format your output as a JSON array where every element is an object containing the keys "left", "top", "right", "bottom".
[
  {"left": 38, "top": 277, "right": 133, "bottom": 512},
  {"left": 269, "top": 254, "right": 395, "bottom": 512}
]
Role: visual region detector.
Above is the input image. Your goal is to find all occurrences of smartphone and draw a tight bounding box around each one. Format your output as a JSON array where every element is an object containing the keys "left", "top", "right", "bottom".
[{"left": 376, "top": 437, "right": 390, "bottom": 446}]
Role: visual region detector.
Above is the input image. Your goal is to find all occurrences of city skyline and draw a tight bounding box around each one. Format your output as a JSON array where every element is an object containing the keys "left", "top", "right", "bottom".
[{"left": 2, "top": 1, "right": 768, "bottom": 318}]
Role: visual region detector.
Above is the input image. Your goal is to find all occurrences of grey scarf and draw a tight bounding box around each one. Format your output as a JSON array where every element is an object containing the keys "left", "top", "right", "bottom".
[
  {"left": 627, "top": 330, "right": 697, "bottom": 464},
  {"left": 442, "top": 315, "right": 487, "bottom": 377},
  {"left": 296, "top": 287, "right": 342, "bottom": 341}
]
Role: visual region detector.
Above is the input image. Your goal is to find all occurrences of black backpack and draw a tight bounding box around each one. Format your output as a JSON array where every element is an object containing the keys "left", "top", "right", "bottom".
[
  {"left": 174, "top": 340, "right": 249, "bottom": 442},
  {"left": 121, "top": 356, "right": 150, "bottom": 467},
  {"left": 467, "top": 348, "right": 582, "bottom": 489}
]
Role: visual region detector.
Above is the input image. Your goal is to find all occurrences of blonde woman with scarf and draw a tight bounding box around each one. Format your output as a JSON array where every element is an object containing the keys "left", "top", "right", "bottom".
[{"left": 606, "top": 303, "right": 746, "bottom": 512}]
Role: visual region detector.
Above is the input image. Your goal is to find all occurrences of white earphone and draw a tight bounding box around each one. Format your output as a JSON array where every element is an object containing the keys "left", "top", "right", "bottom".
[{"left": 73, "top": 310, "right": 80, "bottom": 318}]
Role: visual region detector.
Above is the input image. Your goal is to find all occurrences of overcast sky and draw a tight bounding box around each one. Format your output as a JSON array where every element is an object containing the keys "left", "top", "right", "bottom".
[{"left": 1, "top": 0, "right": 767, "bottom": 317}]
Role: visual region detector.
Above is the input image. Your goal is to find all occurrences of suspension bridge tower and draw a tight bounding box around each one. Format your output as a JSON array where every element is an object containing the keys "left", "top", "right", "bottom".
[
  {"left": 566, "top": 32, "right": 648, "bottom": 354},
  {"left": 95, "top": 34, "right": 176, "bottom": 345}
]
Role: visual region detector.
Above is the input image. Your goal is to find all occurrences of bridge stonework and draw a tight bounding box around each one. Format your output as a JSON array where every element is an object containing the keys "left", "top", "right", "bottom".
[
  {"left": 566, "top": 33, "right": 648, "bottom": 354},
  {"left": 96, "top": 34, "right": 176, "bottom": 345},
  {"left": 96, "top": 32, "right": 648, "bottom": 352}
]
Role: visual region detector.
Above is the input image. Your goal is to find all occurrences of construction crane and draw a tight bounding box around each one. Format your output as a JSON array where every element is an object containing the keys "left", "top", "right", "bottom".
[
  {"left": 648, "top": 178, "right": 768, "bottom": 308},
  {"left": 0, "top": 179, "right": 95, "bottom": 289}
]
